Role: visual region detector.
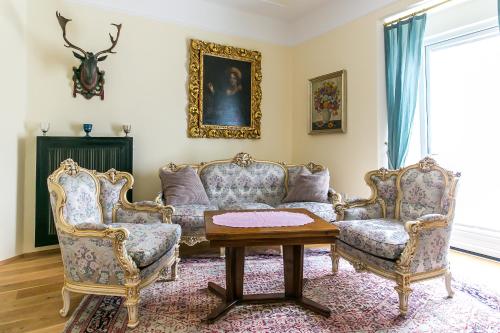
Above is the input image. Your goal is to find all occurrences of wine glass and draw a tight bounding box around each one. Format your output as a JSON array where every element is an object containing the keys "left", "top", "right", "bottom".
[
  {"left": 122, "top": 124, "right": 131, "bottom": 137},
  {"left": 83, "top": 123, "right": 93, "bottom": 137},
  {"left": 40, "top": 122, "right": 50, "bottom": 136}
]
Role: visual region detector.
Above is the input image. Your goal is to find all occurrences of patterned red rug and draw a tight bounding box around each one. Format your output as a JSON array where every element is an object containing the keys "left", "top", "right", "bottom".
[{"left": 63, "top": 251, "right": 500, "bottom": 332}]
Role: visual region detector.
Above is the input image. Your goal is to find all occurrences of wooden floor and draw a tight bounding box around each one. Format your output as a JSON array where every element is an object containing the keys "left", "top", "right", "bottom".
[
  {"left": 0, "top": 249, "right": 498, "bottom": 333},
  {"left": 0, "top": 251, "right": 82, "bottom": 333}
]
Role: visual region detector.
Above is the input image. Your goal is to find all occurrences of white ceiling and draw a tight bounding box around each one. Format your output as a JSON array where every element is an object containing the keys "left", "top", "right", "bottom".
[
  {"left": 206, "top": 0, "right": 333, "bottom": 21},
  {"left": 68, "top": 0, "right": 400, "bottom": 45}
]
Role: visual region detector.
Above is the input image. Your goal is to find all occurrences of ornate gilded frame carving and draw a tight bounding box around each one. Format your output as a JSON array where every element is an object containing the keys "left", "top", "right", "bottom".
[{"left": 187, "top": 39, "right": 262, "bottom": 139}]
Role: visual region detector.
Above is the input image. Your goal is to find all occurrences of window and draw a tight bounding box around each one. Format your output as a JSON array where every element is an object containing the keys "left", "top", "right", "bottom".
[{"left": 409, "top": 25, "right": 500, "bottom": 258}]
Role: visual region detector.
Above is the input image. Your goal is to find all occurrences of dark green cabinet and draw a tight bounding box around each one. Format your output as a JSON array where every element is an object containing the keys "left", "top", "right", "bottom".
[{"left": 35, "top": 136, "right": 133, "bottom": 247}]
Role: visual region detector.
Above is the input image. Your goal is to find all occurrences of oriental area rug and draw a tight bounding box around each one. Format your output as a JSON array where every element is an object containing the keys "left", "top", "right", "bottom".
[{"left": 63, "top": 251, "right": 500, "bottom": 333}]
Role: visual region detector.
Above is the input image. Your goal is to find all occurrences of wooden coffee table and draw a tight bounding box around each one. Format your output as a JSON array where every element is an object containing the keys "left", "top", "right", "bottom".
[{"left": 204, "top": 208, "right": 339, "bottom": 323}]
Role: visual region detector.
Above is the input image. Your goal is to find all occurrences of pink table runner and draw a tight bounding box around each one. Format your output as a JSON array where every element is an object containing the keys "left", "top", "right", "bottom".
[{"left": 212, "top": 211, "right": 314, "bottom": 228}]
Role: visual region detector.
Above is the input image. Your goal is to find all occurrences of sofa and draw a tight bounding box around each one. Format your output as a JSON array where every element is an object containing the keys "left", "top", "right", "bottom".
[
  {"left": 156, "top": 152, "right": 339, "bottom": 246},
  {"left": 331, "top": 157, "right": 460, "bottom": 315}
]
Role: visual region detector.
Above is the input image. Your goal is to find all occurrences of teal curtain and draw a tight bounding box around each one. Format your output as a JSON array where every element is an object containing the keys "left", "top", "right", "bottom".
[{"left": 384, "top": 14, "right": 427, "bottom": 169}]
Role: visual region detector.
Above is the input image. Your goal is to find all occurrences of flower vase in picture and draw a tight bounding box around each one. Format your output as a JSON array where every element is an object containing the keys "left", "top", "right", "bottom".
[{"left": 320, "top": 109, "right": 332, "bottom": 123}]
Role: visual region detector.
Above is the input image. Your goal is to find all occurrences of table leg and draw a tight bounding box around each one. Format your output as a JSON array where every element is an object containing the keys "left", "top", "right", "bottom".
[
  {"left": 283, "top": 244, "right": 330, "bottom": 317},
  {"left": 207, "top": 282, "right": 225, "bottom": 299},
  {"left": 226, "top": 247, "right": 244, "bottom": 301},
  {"left": 283, "top": 245, "right": 304, "bottom": 298},
  {"left": 206, "top": 246, "right": 245, "bottom": 323},
  {"left": 207, "top": 244, "right": 330, "bottom": 322}
]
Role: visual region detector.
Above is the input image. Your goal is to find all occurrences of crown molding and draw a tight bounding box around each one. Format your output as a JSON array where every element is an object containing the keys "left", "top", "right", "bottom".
[
  {"left": 66, "top": 0, "right": 398, "bottom": 46},
  {"left": 292, "top": 0, "right": 398, "bottom": 44}
]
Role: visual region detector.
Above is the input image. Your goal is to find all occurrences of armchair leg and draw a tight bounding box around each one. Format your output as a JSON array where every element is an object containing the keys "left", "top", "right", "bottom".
[
  {"left": 171, "top": 246, "right": 180, "bottom": 281},
  {"left": 395, "top": 275, "right": 412, "bottom": 316},
  {"left": 445, "top": 270, "right": 454, "bottom": 298},
  {"left": 125, "top": 286, "right": 140, "bottom": 328},
  {"left": 330, "top": 244, "right": 340, "bottom": 274},
  {"left": 59, "top": 286, "right": 71, "bottom": 317}
]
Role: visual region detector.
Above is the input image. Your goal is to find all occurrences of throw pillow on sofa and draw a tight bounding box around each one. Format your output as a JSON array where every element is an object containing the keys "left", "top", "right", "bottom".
[
  {"left": 283, "top": 169, "right": 330, "bottom": 203},
  {"left": 159, "top": 166, "right": 210, "bottom": 205}
]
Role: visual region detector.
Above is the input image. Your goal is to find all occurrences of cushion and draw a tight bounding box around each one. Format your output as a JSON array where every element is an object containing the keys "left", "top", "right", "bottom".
[
  {"left": 172, "top": 204, "right": 218, "bottom": 237},
  {"left": 370, "top": 174, "right": 398, "bottom": 218},
  {"left": 399, "top": 168, "right": 447, "bottom": 221},
  {"left": 286, "top": 166, "right": 307, "bottom": 195},
  {"left": 199, "top": 162, "right": 287, "bottom": 207},
  {"left": 283, "top": 169, "right": 330, "bottom": 203},
  {"left": 111, "top": 222, "right": 181, "bottom": 268},
  {"left": 59, "top": 172, "right": 102, "bottom": 225},
  {"left": 276, "top": 202, "right": 336, "bottom": 222},
  {"left": 219, "top": 202, "right": 274, "bottom": 210},
  {"left": 336, "top": 240, "right": 396, "bottom": 271},
  {"left": 98, "top": 177, "right": 127, "bottom": 224},
  {"left": 159, "top": 166, "right": 210, "bottom": 205},
  {"left": 333, "top": 219, "right": 408, "bottom": 260},
  {"left": 140, "top": 245, "right": 177, "bottom": 279}
]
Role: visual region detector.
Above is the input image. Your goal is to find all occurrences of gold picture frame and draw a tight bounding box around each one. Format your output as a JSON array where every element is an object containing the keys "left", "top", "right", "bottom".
[
  {"left": 309, "top": 70, "right": 347, "bottom": 134},
  {"left": 187, "top": 39, "right": 262, "bottom": 139}
]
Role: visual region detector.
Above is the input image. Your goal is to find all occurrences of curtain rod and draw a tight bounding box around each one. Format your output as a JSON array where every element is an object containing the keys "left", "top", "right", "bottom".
[{"left": 384, "top": 0, "right": 452, "bottom": 26}]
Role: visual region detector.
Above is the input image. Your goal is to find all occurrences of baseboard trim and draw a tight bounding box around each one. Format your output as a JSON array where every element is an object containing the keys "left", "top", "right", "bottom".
[
  {"left": 0, "top": 248, "right": 61, "bottom": 266},
  {"left": 451, "top": 246, "right": 499, "bottom": 262}
]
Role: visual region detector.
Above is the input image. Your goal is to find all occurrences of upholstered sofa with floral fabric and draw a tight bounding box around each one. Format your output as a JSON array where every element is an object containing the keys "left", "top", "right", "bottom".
[
  {"left": 156, "top": 152, "right": 339, "bottom": 246},
  {"left": 331, "top": 157, "right": 460, "bottom": 315},
  {"left": 47, "top": 159, "right": 181, "bottom": 328}
]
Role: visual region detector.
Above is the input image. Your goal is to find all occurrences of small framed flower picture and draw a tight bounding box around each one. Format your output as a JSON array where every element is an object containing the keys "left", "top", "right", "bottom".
[{"left": 309, "top": 70, "right": 346, "bottom": 134}]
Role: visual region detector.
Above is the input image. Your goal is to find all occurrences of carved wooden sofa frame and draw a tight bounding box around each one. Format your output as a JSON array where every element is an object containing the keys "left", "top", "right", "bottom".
[{"left": 156, "top": 152, "right": 340, "bottom": 247}]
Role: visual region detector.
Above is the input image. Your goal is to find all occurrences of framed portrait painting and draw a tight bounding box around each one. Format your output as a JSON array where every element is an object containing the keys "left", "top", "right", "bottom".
[
  {"left": 309, "top": 70, "right": 346, "bottom": 134},
  {"left": 187, "top": 39, "right": 262, "bottom": 139}
]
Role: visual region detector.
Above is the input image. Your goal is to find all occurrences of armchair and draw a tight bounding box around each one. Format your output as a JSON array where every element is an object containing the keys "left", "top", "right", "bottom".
[
  {"left": 331, "top": 157, "right": 460, "bottom": 315},
  {"left": 47, "top": 159, "right": 181, "bottom": 328}
]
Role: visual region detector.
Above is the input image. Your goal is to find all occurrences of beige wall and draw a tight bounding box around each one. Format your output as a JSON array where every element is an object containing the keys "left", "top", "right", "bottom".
[
  {"left": 0, "top": 0, "right": 27, "bottom": 261},
  {"left": 291, "top": 0, "right": 423, "bottom": 198},
  {"left": 21, "top": 0, "right": 293, "bottom": 254}
]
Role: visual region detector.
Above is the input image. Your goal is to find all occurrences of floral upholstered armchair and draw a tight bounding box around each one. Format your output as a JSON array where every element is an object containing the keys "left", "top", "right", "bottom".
[
  {"left": 332, "top": 157, "right": 460, "bottom": 315},
  {"left": 47, "top": 159, "right": 181, "bottom": 328}
]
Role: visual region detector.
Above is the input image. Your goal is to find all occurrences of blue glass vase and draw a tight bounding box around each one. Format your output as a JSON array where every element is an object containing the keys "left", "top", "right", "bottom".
[{"left": 83, "top": 123, "right": 93, "bottom": 137}]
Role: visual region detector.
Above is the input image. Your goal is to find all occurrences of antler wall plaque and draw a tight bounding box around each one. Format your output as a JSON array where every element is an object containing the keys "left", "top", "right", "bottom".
[{"left": 56, "top": 11, "right": 122, "bottom": 100}]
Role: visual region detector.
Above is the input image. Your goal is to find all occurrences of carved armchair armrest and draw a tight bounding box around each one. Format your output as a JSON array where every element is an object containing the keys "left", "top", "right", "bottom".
[
  {"left": 114, "top": 201, "right": 175, "bottom": 224},
  {"left": 154, "top": 192, "right": 164, "bottom": 205},
  {"left": 57, "top": 225, "right": 139, "bottom": 285},
  {"left": 74, "top": 222, "right": 109, "bottom": 231},
  {"left": 416, "top": 214, "right": 449, "bottom": 226},
  {"left": 327, "top": 188, "right": 340, "bottom": 204},
  {"left": 335, "top": 198, "right": 385, "bottom": 221},
  {"left": 396, "top": 214, "right": 451, "bottom": 273}
]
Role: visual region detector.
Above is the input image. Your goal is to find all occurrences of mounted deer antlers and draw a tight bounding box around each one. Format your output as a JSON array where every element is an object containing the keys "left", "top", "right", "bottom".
[
  {"left": 56, "top": 11, "right": 122, "bottom": 100},
  {"left": 95, "top": 23, "right": 122, "bottom": 57}
]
